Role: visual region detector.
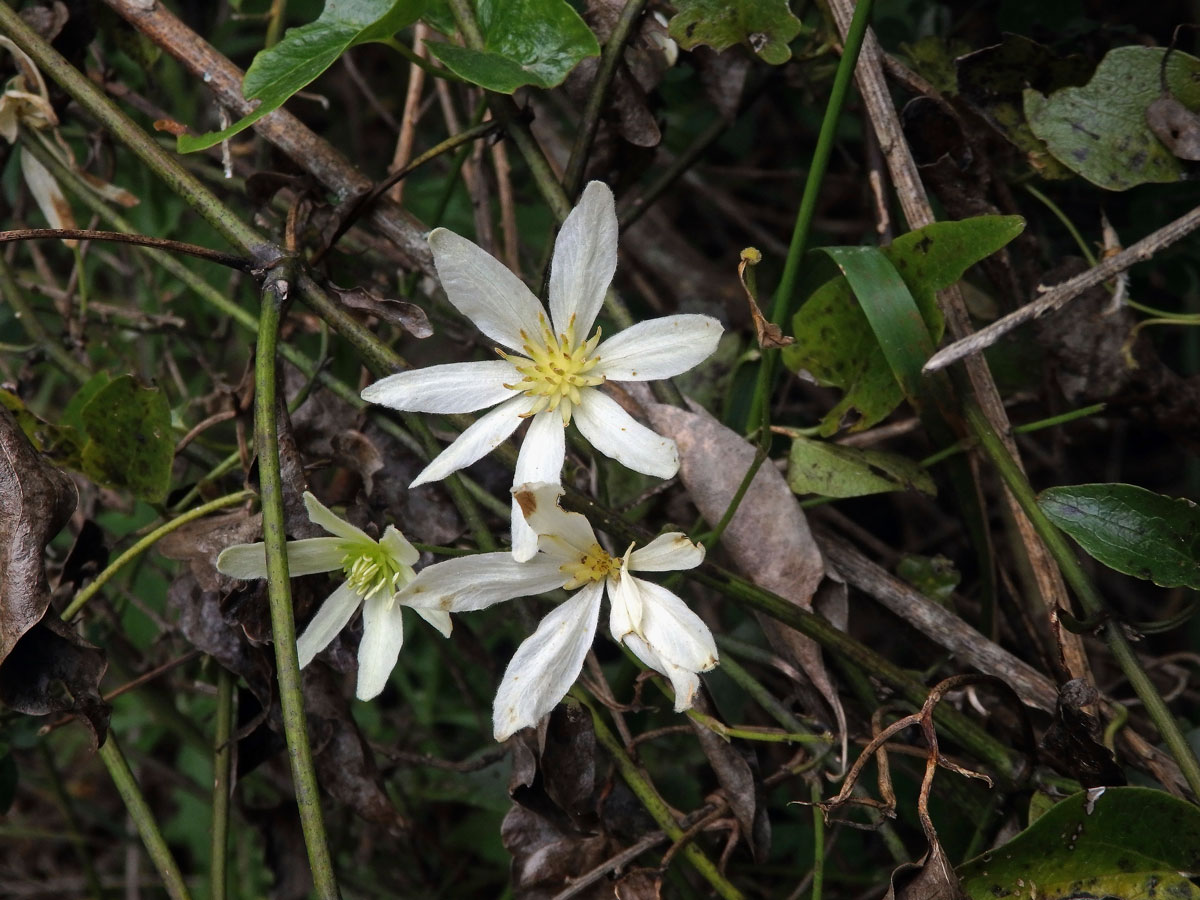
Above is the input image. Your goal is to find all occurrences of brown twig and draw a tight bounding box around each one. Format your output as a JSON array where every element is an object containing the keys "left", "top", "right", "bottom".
[
  {"left": 388, "top": 23, "right": 430, "bottom": 205},
  {"left": 0, "top": 229, "right": 253, "bottom": 270}
]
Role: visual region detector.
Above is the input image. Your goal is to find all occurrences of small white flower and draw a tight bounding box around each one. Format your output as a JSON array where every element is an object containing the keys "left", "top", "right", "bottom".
[
  {"left": 215, "top": 491, "right": 450, "bottom": 700},
  {"left": 360, "top": 181, "right": 722, "bottom": 560},
  {"left": 395, "top": 482, "right": 718, "bottom": 741}
]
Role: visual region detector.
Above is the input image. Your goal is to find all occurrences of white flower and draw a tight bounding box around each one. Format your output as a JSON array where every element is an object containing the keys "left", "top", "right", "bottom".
[
  {"left": 215, "top": 491, "right": 450, "bottom": 700},
  {"left": 395, "top": 482, "right": 718, "bottom": 741},
  {"left": 360, "top": 181, "right": 722, "bottom": 560}
]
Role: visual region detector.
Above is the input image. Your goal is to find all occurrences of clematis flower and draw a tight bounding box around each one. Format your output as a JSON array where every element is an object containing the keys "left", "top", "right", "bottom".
[
  {"left": 395, "top": 482, "right": 718, "bottom": 741},
  {"left": 215, "top": 491, "right": 450, "bottom": 700},
  {"left": 360, "top": 181, "right": 722, "bottom": 560}
]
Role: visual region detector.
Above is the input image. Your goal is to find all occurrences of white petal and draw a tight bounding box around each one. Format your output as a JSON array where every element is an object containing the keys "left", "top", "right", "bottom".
[
  {"left": 634, "top": 578, "right": 719, "bottom": 676},
  {"left": 607, "top": 568, "right": 643, "bottom": 641},
  {"left": 397, "top": 552, "right": 565, "bottom": 613},
  {"left": 628, "top": 533, "right": 705, "bottom": 573},
  {"left": 379, "top": 526, "right": 419, "bottom": 569},
  {"left": 296, "top": 582, "right": 363, "bottom": 669},
  {"left": 429, "top": 227, "right": 546, "bottom": 351},
  {"left": 492, "top": 581, "right": 603, "bottom": 741},
  {"left": 548, "top": 181, "right": 618, "bottom": 339},
  {"left": 303, "top": 491, "right": 371, "bottom": 543},
  {"left": 412, "top": 607, "right": 453, "bottom": 638},
  {"left": 511, "top": 482, "right": 597, "bottom": 561},
  {"left": 594, "top": 315, "right": 722, "bottom": 381},
  {"left": 215, "top": 542, "right": 268, "bottom": 580},
  {"left": 624, "top": 633, "right": 701, "bottom": 713},
  {"left": 511, "top": 411, "right": 566, "bottom": 561},
  {"left": 20, "top": 148, "right": 75, "bottom": 237},
  {"left": 360, "top": 360, "right": 519, "bottom": 414},
  {"left": 356, "top": 593, "right": 405, "bottom": 700},
  {"left": 573, "top": 390, "right": 679, "bottom": 478},
  {"left": 409, "top": 394, "right": 529, "bottom": 487}
]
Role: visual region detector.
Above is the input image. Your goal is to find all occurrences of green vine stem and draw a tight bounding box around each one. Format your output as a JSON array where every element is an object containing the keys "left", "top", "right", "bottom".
[
  {"left": 255, "top": 267, "right": 340, "bottom": 897},
  {"left": 965, "top": 403, "right": 1200, "bottom": 797},
  {"left": 210, "top": 666, "right": 235, "bottom": 900},
  {"left": 61, "top": 489, "right": 253, "bottom": 622},
  {"left": 572, "top": 690, "right": 746, "bottom": 900},
  {"left": 746, "top": 0, "right": 876, "bottom": 430},
  {"left": 99, "top": 735, "right": 194, "bottom": 900},
  {"left": 561, "top": 0, "right": 648, "bottom": 200},
  {"left": 0, "top": 252, "right": 91, "bottom": 382}
]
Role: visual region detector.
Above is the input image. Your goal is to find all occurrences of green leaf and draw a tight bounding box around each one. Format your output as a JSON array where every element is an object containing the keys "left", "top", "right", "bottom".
[
  {"left": 1024, "top": 45, "right": 1200, "bottom": 190},
  {"left": 958, "top": 787, "right": 1200, "bottom": 899},
  {"left": 895, "top": 554, "right": 960, "bottom": 604},
  {"left": 1038, "top": 483, "right": 1200, "bottom": 588},
  {"left": 787, "top": 435, "right": 935, "bottom": 499},
  {"left": 424, "top": 0, "right": 599, "bottom": 93},
  {"left": 178, "top": 0, "right": 426, "bottom": 152},
  {"left": 78, "top": 375, "right": 174, "bottom": 503},
  {"left": 667, "top": 0, "right": 803, "bottom": 66},
  {"left": 782, "top": 216, "right": 1023, "bottom": 435}
]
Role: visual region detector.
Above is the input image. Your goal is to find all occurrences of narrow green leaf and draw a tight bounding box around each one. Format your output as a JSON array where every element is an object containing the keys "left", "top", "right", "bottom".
[
  {"left": 424, "top": 0, "right": 599, "bottom": 93},
  {"left": 1038, "top": 483, "right": 1200, "bottom": 588},
  {"left": 667, "top": 0, "right": 803, "bottom": 65},
  {"left": 787, "top": 435, "right": 935, "bottom": 498},
  {"left": 1024, "top": 46, "right": 1200, "bottom": 190},
  {"left": 783, "top": 216, "right": 1023, "bottom": 435},
  {"left": 78, "top": 375, "right": 174, "bottom": 503},
  {"left": 958, "top": 787, "right": 1200, "bottom": 899},
  {"left": 178, "top": 0, "right": 426, "bottom": 152}
]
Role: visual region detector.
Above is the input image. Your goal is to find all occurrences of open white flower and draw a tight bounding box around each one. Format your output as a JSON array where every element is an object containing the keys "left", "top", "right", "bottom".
[
  {"left": 215, "top": 491, "right": 450, "bottom": 700},
  {"left": 395, "top": 482, "right": 718, "bottom": 741},
  {"left": 361, "top": 181, "right": 722, "bottom": 560}
]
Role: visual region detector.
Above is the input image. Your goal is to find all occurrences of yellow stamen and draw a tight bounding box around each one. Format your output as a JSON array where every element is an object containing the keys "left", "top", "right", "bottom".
[
  {"left": 505, "top": 314, "right": 604, "bottom": 426},
  {"left": 560, "top": 542, "right": 620, "bottom": 590}
]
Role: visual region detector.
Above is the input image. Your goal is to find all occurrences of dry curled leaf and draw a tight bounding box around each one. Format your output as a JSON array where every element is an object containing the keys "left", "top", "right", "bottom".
[
  {"left": 885, "top": 839, "right": 968, "bottom": 900},
  {"left": 1147, "top": 95, "right": 1200, "bottom": 160},
  {"left": 738, "top": 247, "right": 793, "bottom": 349},
  {"left": 330, "top": 284, "right": 433, "bottom": 338}
]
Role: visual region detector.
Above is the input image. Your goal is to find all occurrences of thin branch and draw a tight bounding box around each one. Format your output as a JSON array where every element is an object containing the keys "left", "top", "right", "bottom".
[{"left": 0, "top": 229, "right": 254, "bottom": 270}]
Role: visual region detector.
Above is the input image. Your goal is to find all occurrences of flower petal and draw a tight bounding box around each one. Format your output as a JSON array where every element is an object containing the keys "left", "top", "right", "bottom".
[
  {"left": 626, "top": 577, "right": 718, "bottom": 712},
  {"left": 410, "top": 394, "right": 530, "bottom": 487},
  {"left": 511, "top": 411, "right": 566, "bottom": 561},
  {"left": 548, "top": 181, "right": 618, "bottom": 339},
  {"left": 380, "top": 526, "right": 419, "bottom": 569},
  {"left": 360, "top": 360, "right": 519, "bottom": 414},
  {"left": 624, "top": 633, "right": 701, "bottom": 713},
  {"left": 594, "top": 315, "right": 722, "bottom": 381},
  {"left": 397, "top": 552, "right": 565, "bottom": 613},
  {"left": 492, "top": 581, "right": 604, "bottom": 741},
  {"left": 511, "top": 482, "right": 598, "bottom": 562},
  {"left": 413, "top": 607, "right": 453, "bottom": 638},
  {"left": 296, "top": 582, "right": 363, "bottom": 669},
  {"left": 573, "top": 390, "right": 679, "bottom": 478},
  {"left": 607, "top": 568, "right": 643, "bottom": 641},
  {"left": 429, "top": 227, "right": 546, "bottom": 351},
  {"left": 356, "top": 593, "right": 405, "bottom": 700},
  {"left": 628, "top": 533, "right": 705, "bottom": 573},
  {"left": 215, "top": 542, "right": 268, "bottom": 580},
  {"left": 20, "top": 148, "right": 75, "bottom": 237},
  {"left": 303, "top": 491, "right": 371, "bottom": 543}
]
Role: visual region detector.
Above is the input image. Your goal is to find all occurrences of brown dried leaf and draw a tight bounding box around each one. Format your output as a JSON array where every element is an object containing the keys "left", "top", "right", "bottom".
[
  {"left": 1040, "top": 678, "right": 1126, "bottom": 788},
  {"left": 1147, "top": 95, "right": 1200, "bottom": 160},
  {"left": 688, "top": 689, "right": 770, "bottom": 861},
  {"left": 738, "top": 248, "right": 793, "bottom": 349},
  {"left": 614, "top": 869, "right": 662, "bottom": 899},
  {"left": 158, "top": 507, "right": 261, "bottom": 592},
  {"left": 331, "top": 284, "right": 433, "bottom": 338},
  {"left": 642, "top": 401, "right": 846, "bottom": 747},
  {"left": 885, "top": 839, "right": 968, "bottom": 900},
  {"left": 694, "top": 45, "right": 751, "bottom": 121},
  {"left": 501, "top": 804, "right": 611, "bottom": 900}
]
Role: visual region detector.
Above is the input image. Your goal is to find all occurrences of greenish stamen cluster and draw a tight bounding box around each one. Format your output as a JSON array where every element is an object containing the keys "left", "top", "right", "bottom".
[{"left": 341, "top": 542, "right": 411, "bottom": 600}]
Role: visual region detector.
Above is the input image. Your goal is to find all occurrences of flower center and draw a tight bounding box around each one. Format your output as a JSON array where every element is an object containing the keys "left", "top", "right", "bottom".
[
  {"left": 502, "top": 315, "right": 604, "bottom": 425},
  {"left": 340, "top": 542, "right": 412, "bottom": 600},
  {"left": 560, "top": 542, "right": 620, "bottom": 590}
]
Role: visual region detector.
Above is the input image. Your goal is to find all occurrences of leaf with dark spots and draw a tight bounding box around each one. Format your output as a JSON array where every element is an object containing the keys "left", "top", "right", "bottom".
[
  {"left": 687, "top": 689, "right": 770, "bottom": 861},
  {"left": 1040, "top": 678, "right": 1125, "bottom": 788},
  {"left": 330, "top": 284, "right": 433, "bottom": 338},
  {"left": 302, "top": 665, "right": 408, "bottom": 836},
  {"left": 642, "top": 399, "right": 846, "bottom": 751}
]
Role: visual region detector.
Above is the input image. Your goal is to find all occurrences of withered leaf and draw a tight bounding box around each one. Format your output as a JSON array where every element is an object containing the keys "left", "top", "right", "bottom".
[
  {"left": 501, "top": 803, "right": 611, "bottom": 900},
  {"left": 0, "top": 407, "right": 107, "bottom": 746},
  {"left": 738, "top": 248, "right": 793, "bottom": 349},
  {"left": 158, "top": 507, "right": 261, "bottom": 592},
  {"left": 643, "top": 400, "right": 846, "bottom": 749},
  {"left": 1146, "top": 94, "right": 1200, "bottom": 160},
  {"left": 615, "top": 868, "right": 662, "bottom": 900},
  {"left": 885, "top": 839, "right": 968, "bottom": 900},
  {"left": 1040, "top": 678, "right": 1126, "bottom": 788},
  {"left": 331, "top": 284, "right": 433, "bottom": 338}
]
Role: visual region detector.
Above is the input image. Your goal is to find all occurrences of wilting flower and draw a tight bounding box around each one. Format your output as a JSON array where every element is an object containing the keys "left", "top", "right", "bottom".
[
  {"left": 395, "top": 482, "right": 718, "bottom": 741},
  {"left": 360, "top": 181, "right": 722, "bottom": 560},
  {"left": 215, "top": 491, "right": 449, "bottom": 700}
]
